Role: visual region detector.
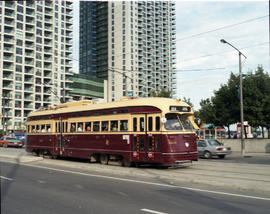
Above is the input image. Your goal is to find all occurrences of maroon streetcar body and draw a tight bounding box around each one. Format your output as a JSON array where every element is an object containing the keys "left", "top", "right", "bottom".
[{"left": 26, "top": 98, "right": 198, "bottom": 166}]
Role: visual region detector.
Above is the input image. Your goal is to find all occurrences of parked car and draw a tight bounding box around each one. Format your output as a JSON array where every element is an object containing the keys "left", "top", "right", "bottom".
[
  {"left": 197, "top": 139, "right": 232, "bottom": 159},
  {"left": 14, "top": 132, "right": 26, "bottom": 145},
  {"left": 0, "top": 136, "right": 24, "bottom": 148}
]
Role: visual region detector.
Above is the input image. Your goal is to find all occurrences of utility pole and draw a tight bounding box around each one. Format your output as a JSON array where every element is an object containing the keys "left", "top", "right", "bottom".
[{"left": 220, "top": 39, "right": 247, "bottom": 157}]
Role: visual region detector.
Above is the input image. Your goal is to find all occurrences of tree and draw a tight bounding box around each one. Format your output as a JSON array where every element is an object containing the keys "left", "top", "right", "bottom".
[
  {"left": 243, "top": 66, "right": 270, "bottom": 138},
  {"left": 150, "top": 88, "right": 172, "bottom": 98},
  {"left": 198, "top": 98, "right": 216, "bottom": 125}
]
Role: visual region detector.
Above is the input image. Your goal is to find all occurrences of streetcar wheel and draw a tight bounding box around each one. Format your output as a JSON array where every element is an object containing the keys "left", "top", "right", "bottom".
[
  {"left": 204, "top": 151, "right": 212, "bottom": 159},
  {"left": 121, "top": 159, "right": 132, "bottom": 167},
  {"left": 218, "top": 155, "right": 225, "bottom": 159},
  {"left": 100, "top": 154, "right": 109, "bottom": 165}
]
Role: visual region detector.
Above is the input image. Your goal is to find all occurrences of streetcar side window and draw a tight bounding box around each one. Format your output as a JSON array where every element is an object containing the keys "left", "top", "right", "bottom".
[
  {"left": 46, "top": 124, "right": 51, "bottom": 132},
  {"left": 85, "top": 122, "right": 91, "bottom": 131},
  {"left": 70, "top": 123, "right": 76, "bottom": 132},
  {"left": 111, "top": 120, "right": 118, "bottom": 131},
  {"left": 93, "top": 121, "right": 100, "bottom": 132},
  {"left": 140, "top": 117, "right": 144, "bottom": 131},
  {"left": 41, "top": 125, "right": 46, "bottom": 132},
  {"left": 102, "top": 121, "right": 109, "bottom": 131},
  {"left": 155, "top": 116, "right": 160, "bottom": 131},
  {"left": 55, "top": 123, "right": 58, "bottom": 133},
  {"left": 133, "top": 118, "right": 137, "bottom": 131},
  {"left": 36, "top": 125, "right": 40, "bottom": 132},
  {"left": 120, "top": 120, "right": 128, "bottom": 131},
  {"left": 148, "top": 117, "right": 153, "bottom": 131},
  {"left": 27, "top": 125, "right": 30, "bottom": 133},
  {"left": 31, "top": 125, "right": 35, "bottom": 132},
  {"left": 77, "top": 122, "right": 83, "bottom": 132}
]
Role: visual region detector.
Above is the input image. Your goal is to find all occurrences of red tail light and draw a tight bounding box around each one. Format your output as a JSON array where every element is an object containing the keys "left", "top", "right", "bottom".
[
  {"left": 227, "top": 147, "right": 231, "bottom": 150},
  {"left": 216, "top": 147, "right": 223, "bottom": 151}
]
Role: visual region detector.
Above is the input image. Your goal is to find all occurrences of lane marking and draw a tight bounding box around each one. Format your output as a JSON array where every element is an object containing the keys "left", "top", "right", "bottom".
[
  {"left": 141, "top": 208, "right": 168, "bottom": 214},
  {"left": 0, "top": 176, "right": 13, "bottom": 181},
  {"left": 16, "top": 163, "right": 270, "bottom": 201}
]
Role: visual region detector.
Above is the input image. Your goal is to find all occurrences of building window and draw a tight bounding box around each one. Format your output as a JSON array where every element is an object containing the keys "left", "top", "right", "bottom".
[
  {"left": 17, "top": 5, "right": 23, "bottom": 13},
  {"left": 16, "top": 56, "right": 22, "bottom": 63},
  {"left": 16, "top": 48, "right": 22, "bottom": 55}
]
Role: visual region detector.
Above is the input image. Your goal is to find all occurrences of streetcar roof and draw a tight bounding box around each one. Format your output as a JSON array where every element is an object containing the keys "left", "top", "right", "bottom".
[{"left": 28, "top": 97, "right": 193, "bottom": 117}]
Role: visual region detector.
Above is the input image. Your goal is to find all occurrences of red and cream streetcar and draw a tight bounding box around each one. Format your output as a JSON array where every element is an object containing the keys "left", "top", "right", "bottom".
[{"left": 26, "top": 97, "right": 198, "bottom": 166}]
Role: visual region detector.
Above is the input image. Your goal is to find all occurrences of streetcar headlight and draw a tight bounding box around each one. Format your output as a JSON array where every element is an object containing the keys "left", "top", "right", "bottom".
[{"left": 185, "top": 142, "right": 190, "bottom": 148}]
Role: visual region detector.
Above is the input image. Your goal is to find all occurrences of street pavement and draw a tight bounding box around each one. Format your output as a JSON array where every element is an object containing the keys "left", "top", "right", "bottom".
[
  {"left": 1, "top": 161, "right": 270, "bottom": 214},
  {"left": 0, "top": 147, "right": 270, "bottom": 195}
]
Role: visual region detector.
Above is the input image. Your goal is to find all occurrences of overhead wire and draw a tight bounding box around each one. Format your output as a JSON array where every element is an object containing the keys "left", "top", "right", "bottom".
[{"left": 176, "top": 15, "right": 269, "bottom": 41}]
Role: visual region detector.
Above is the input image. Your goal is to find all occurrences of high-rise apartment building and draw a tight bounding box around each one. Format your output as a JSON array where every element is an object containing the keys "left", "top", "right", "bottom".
[
  {"left": 80, "top": 1, "right": 176, "bottom": 102},
  {"left": 0, "top": 0, "right": 73, "bottom": 131}
]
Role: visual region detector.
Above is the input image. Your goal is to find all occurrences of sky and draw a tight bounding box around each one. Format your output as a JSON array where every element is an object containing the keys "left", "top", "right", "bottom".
[
  {"left": 73, "top": 1, "right": 269, "bottom": 110},
  {"left": 175, "top": 1, "right": 269, "bottom": 110}
]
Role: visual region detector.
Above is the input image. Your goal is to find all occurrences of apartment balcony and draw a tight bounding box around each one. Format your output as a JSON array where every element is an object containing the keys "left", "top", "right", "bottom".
[
  {"left": 66, "top": 32, "right": 73, "bottom": 38},
  {"left": 24, "top": 67, "right": 34, "bottom": 75},
  {"left": 44, "top": 56, "right": 52, "bottom": 62},
  {"left": 66, "top": 18, "right": 73, "bottom": 24},
  {"left": 44, "top": 63, "right": 52, "bottom": 70},
  {"left": 25, "top": 42, "right": 34, "bottom": 49},
  {"left": 45, "top": 1, "right": 53, "bottom": 7},
  {"left": 45, "top": 17, "right": 52, "bottom": 23},
  {"left": 25, "top": 51, "right": 34, "bottom": 58},
  {"left": 25, "top": 26, "right": 34, "bottom": 33},
  {"left": 24, "top": 95, "right": 34, "bottom": 101},
  {"left": 3, "top": 74, "right": 13, "bottom": 80},
  {"left": 3, "top": 55, "right": 14, "bottom": 62},
  {"left": 44, "top": 33, "right": 52, "bottom": 38},
  {"left": 66, "top": 11, "right": 73, "bottom": 18},
  {"left": 3, "top": 63, "right": 14, "bottom": 71},
  {"left": 3, "top": 45, "right": 14, "bottom": 52},
  {"left": 24, "top": 87, "right": 34, "bottom": 92},
  {"left": 4, "top": 37, "right": 14, "bottom": 44},
  {"left": 44, "top": 40, "right": 52, "bottom": 46},
  {"left": 4, "top": 27, "right": 15, "bottom": 35},
  {"left": 4, "top": 1, "right": 15, "bottom": 9},
  {"left": 44, "top": 71, "right": 52, "bottom": 78},
  {"left": 3, "top": 84, "right": 13, "bottom": 90},
  {"left": 25, "top": 60, "right": 34, "bottom": 66},
  {"left": 24, "top": 104, "right": 33, "bottom": 109},
  {"left": 45, "top": 25, "right": 53, "bottom": 31},
  {"left": 24, "top": 77, "right": 34, "bottom": 83},
  {"left": 44, "top": 9, "right": 53, "bottom": 16},
  {"left": 25, "top": 35, "right": 34, "bottom": 41},
  {"left": 44, "top": 47, "right": 52, "bottom": 53},
  {"left": 44, "top": 79, "right": 52, "bottom": 85},
  {"left": 26, "top": 18, "right": 35, "bottom": 25},
  {"left": 65, "top": 47, "right": 72, "bottom": 53},
  {"left": 43, "top": 97, "right": 51, "bottom": 103}
]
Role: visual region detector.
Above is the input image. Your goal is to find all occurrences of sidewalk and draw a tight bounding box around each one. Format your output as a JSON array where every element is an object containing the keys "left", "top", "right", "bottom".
[{"left": 0, "top": 148, "right": 270, "bottom": 194}]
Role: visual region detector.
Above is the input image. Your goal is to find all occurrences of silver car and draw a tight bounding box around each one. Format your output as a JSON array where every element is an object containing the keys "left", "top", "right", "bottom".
[{"left": 197, "top": 139, "right": 232, "bottom": 159}]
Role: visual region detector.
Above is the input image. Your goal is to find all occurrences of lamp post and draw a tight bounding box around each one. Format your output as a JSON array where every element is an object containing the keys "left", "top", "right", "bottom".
[{"left": 220, "top": 39, "right": 247, "bottom": 156}]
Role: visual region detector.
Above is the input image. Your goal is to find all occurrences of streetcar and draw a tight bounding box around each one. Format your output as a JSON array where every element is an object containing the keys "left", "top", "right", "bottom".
[{"left": 26, "top": 97, "right": 198, "bottom": 166}]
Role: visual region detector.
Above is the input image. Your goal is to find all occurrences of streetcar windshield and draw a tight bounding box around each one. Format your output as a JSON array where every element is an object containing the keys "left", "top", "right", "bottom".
[{"left": 164, "top": 113, "right": 194, "bottom": 131}]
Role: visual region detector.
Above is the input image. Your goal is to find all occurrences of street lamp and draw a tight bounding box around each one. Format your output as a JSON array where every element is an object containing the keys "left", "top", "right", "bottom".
[{"left": 220, "top": 39, "right": 247, "bottom": 157}]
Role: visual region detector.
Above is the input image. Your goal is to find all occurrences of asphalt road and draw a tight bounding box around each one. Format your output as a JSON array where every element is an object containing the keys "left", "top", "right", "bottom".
[{"left": 1, "top": 162, "right": 270, "bottom": 214}]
